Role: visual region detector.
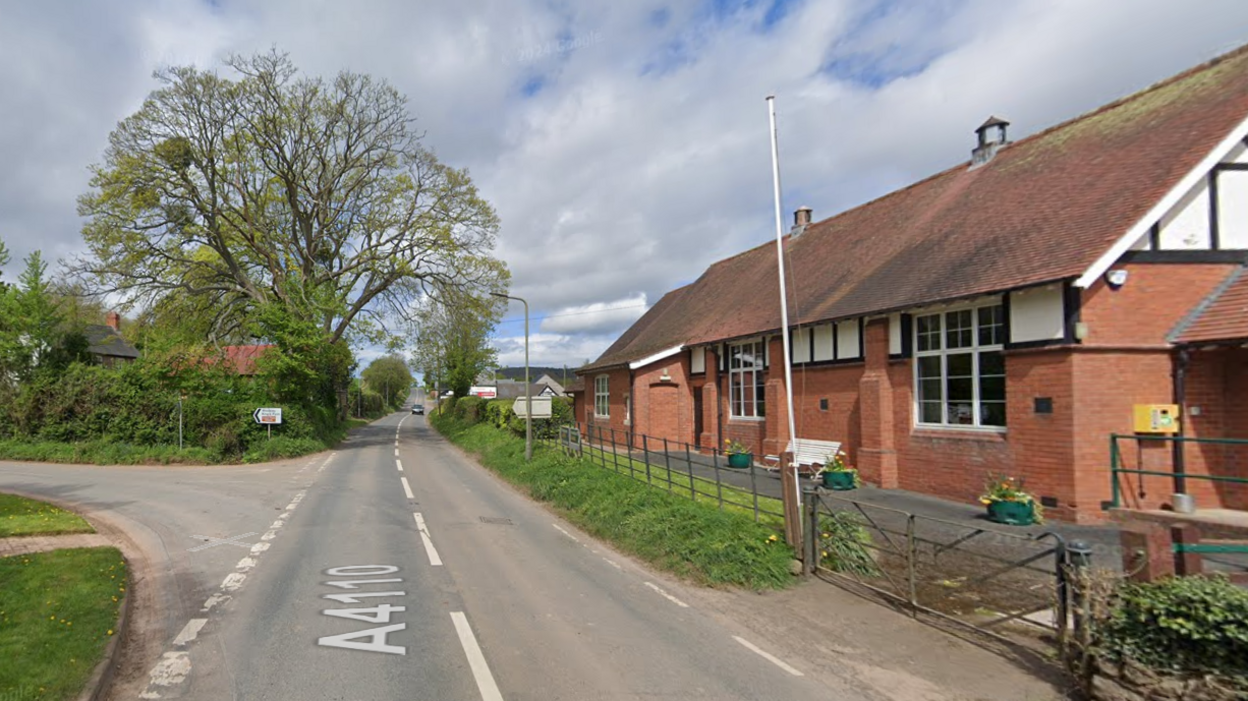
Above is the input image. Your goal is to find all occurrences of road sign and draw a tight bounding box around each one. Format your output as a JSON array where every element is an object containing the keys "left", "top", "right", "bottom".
[
  {"left": 253, "top": 407, "right": 283, "bottom": 425},
  {"left": 512, "top": 397, "right": 552, "bottom": 418}
]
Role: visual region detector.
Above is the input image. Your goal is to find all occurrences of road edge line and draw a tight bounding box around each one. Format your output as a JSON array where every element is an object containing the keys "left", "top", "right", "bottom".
[{"left": 449, "top": 611, "right": 504, "bottom": 701}]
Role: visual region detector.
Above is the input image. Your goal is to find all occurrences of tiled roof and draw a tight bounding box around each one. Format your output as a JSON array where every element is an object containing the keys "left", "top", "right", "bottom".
[
  {"left": 84, "top": 325, "right": 140, "bottom": 359},
  {"left": 584, "top": 44, "right": 1248, "bottom": 371},
  {"left": 220, "top": 345, "right": 274, "bottom": 375},
  {"left": 1174, "top": 267, "right": 1248, "bottom": 344}
]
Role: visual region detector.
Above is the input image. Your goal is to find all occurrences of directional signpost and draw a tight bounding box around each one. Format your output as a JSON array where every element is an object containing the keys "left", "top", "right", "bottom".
[{"left": 254, "top": 407, "right": 282, "bottom": 439}]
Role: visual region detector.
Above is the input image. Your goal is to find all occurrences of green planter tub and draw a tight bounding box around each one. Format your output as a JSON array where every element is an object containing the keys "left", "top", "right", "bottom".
[
  {"left": 727, "top": 453, "right": 752, "bottom": 468},
  {"left": 822, "top": 471, "right": 857, "bottom": 490},
  {"left": 986, "top": 499, "right": 1036, "bottom": 526}
]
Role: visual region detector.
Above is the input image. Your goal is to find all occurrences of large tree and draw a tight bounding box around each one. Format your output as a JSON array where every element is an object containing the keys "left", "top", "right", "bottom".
[
  {"left": 411, "top": 290, "right": 502, "bottom": 399},
  {"left": 75, "top": 50, "right": 507, "bottom": 347},
  {"left": 361, "top": 354, "right": 413, "bottom": 409}
]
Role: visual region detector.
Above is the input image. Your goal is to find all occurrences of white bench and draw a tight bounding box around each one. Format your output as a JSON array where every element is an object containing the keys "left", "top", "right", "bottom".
[{"left": 763, "top": 438, "right": 842, "bottom": 477}]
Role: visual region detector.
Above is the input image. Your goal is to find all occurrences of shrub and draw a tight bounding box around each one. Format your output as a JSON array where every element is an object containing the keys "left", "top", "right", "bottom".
[
  {"left": 816, "top": 511, "right": 879, "bottom": 577},
  {"left": 1096, "top": 574, "right": 1248, "bottom": 676},
  {"left": 243, "top": 436, "right": 326, "bottom": 463}
]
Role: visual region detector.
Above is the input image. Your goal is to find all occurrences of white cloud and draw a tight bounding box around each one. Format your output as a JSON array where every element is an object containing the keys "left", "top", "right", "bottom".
[
  {"left": 3, "top": 0, "right": 1248, "bottom": 366},
  {"left": 538, "top": 293, "right": 648, "bottom": 334}
]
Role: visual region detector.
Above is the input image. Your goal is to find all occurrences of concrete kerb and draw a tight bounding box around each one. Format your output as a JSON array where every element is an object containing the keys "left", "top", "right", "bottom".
[{"left": 0, "top": 488, "right": 137, "bottom": 701}]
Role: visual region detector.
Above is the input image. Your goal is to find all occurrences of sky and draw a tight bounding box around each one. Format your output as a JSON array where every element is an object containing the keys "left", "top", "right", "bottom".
[{"left": 4, "top": 0, "right": 1248, "bottom": 373}]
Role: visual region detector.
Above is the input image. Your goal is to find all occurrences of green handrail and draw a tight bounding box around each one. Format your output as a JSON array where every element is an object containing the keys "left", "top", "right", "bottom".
[{"left": 1108, "top": 433, "right": 1248, "bottom": 509}]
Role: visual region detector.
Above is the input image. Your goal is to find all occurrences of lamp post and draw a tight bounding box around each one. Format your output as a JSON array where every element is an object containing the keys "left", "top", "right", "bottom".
[{"left": 491, "top": 292, "right": 531, "bottom": 462}]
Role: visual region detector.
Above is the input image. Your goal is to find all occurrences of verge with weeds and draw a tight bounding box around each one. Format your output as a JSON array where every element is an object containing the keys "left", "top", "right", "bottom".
[
  {"left": 0, "top": 494, "right": 94, "bottom": 537},
  {"left": 432, "top": 409, "right": 796, "bottom": 590}
]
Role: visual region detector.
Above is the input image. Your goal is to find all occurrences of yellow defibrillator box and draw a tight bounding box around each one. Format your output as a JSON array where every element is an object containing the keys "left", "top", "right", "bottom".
[{"left": 1133, "top": 404, "right": 1180, "bottom": 434}]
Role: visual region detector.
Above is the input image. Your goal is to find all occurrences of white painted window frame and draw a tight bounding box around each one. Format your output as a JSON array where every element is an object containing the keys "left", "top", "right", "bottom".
[
  {"left": 594, "top": 375, "right": 610, "bottom": 418},
  {"left": 727, "top": 338, "right": 766, "bottom": 420},
  {"left": 913, "top": 302, "right": 1006, "bottom": 431}
]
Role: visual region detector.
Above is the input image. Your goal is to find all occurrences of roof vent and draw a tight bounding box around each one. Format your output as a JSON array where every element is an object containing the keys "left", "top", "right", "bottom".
[
  {"left": 970, "top": 115, "right": 1010, "bottom": 169},
  {"left": 790, "top": 206, "right": 813, "bottom": 237}
]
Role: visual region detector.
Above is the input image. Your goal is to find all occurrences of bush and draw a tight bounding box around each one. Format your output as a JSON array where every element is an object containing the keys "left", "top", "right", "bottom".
[
  {"left": 1096, "top": 574, "right": 1248, "bottom": 676},
  {"left": 816, "top": 511, "right": 879, "bottom": 577},
  {"left": 243, "top": 436, "right": 327, "bottom": 463}
]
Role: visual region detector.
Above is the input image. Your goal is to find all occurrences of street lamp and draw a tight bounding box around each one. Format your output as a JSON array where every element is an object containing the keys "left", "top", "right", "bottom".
[{"left": 491, "top": 291, "right": 531, "bottom": 462}]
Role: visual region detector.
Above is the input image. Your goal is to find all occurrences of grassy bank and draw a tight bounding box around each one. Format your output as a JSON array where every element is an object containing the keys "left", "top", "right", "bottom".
[
  {"left": 0, "top": 433, "right": 335, "bottom": 466},
  {"left": 431, "top": 411, "right": 796, "bottom": 590},
  {"left": 0, "top": 494, "right": 94, "bottom": 537},
  {"left": 0, "top": 547, "right": 127, "bottom": 700}
]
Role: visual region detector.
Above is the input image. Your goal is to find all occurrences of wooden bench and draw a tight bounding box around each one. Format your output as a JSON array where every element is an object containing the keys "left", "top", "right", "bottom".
[{"left": 763, "top": 438, "right": 842, "bottom": 476}]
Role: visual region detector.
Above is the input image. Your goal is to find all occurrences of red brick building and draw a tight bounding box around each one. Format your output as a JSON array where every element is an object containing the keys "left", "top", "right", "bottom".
[{"left": 574, "top": 46, "right": 1248, "bottom": 523}]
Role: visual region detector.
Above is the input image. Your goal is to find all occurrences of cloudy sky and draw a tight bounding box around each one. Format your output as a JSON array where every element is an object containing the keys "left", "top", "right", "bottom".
[{"left": 4, "top": 0, "right": 1248, "bottom": 372}]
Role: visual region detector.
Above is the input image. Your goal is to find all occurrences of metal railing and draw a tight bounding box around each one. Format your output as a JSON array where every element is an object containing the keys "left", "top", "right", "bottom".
[
  {"left": 1109, "top": 433, "right": 1248, "bottom": 509},
  {"left": 549, "top": 424, "right": 787, "bottom": 527},
  {"left": 804, "top": 487, "right": 1073, "bottom": 645}
]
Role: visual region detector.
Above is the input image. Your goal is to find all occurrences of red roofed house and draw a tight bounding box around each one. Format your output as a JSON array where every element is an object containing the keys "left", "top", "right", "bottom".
[
  {"left": 220, "top": 345, "right": 274, "bottom": 375},
  {"left": 576, "top": 45, "right": 1248, "bottom": 523}
]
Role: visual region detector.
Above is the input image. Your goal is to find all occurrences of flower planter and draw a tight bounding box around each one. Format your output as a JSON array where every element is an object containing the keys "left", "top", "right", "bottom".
[
  {"left": 726, "top": 453, "right": 752, "bottom": 468},
  {"left": 985, "top": 499, "right": 1036, "bottom": 526},
  {"left": 823, "top": 471, "right": 857, "bottom": 490}
]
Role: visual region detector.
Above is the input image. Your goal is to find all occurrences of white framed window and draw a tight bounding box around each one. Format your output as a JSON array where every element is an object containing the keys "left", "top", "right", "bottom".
[
  {"left": 594, "top": 375, "right": 609, "bottom": 418},
  {"left": 623, "top": 393, "right": 631, "bottom": 424},
  {"left": 914, "top": 303, "right": 1005, "bottom": 428},
  {"left": 728, "top": 339, "right": 766, "bottom": 418}
]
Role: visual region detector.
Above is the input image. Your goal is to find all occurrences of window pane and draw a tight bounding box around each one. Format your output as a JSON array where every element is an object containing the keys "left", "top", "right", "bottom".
[
  {"left": 947, "top": 377, "right": 973, "bottom": 402},
  {"left": 946, "top": 352, "right": 972, "bottom": 377},
  {"left": 947, "top": 402, "right": 974, "bottom": 424},
  {"left": 980, "top": 376, "right": 1005, "bottom": 401},
  {"left": 979, "top": 350, "right": 1004, "bottom": 376},
  {"left": 756, "top": 376, "right": 766, "bottom": 417},
  {"left": 947, "top": 310, "right": 973, "bottom": 349},
  {"left": 917, "top": 314, "right": 941, "bottom": 352},
  {"left": 918, "top": 355, "right": 942, "bottom": 379},
  {"left": 978, "top": 305, "right": 1003, "bottom": 346},
  {"left": 919, "top": 379, "right": 942, "bottom": 402},
  {"left": 920, "top": 401, "right": 943, "bottom": 423},
  {"left": 981, "top": 401, "right": 1006, "bottom": 426}
]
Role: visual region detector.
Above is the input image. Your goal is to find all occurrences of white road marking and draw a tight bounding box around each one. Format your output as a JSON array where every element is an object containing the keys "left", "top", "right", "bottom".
[
  {"left": 269, "top": 519, "right": 284, "bottom": 530},
  {"left": 644, "top": 582, "right": 690, "bottom": 608},
  {"left": 732, "top": 636, "right": 803, "bottom": 676},
  {"left": 250, "top": 542, "right": 270, "bottom": 555},
  {"left": 396, "top": 459, "right": 403, "bottom": 472},
  {"left": 413, "top": 513, "right": 443, "bottom": 566},
  {"left": 552, "top": 523, "right": 581, "bottom": 543},
  {"left": 318, "top": 623, "right": 407, "bottom": 655},
  {"left": 322, "top": 591, "right": 407, "bottom": 604},
  {"left": 221, "top": 573, "right": 246, "bottom": 591},
  {"left": 450, "top": 612, "right": 504, "bottom": 701},
  {"left": 601, "top": 557, "right": 622, "bottom": 571},
  {"left": 172, "top": 618, "right": 207, "bottom": 646},
  {"left": 395, "top": 449, "right": 400, "bottom": 457},
  {"left": 326, "top": 565, "right": 399, "bottom": 576},
  {"left": 188, "top": 532, "right": 256, "bottom": 552},
  {"left": 201, "top": 593, "right": 229, "bottom": 612},
  {"left": 235, "top": 557, "right": 257, "bottom": 572},
  {"left": 260, "top": 531, "right": 277, "bottom": 541},
  {"left": 139, "top": 651, "right": 191, "bottom": 697},
  {"left": 322, "top": 578, "right": 403, "bottom": 589},
  {"left": 401, "top": 476, "right": 414, "bottom": 499}
]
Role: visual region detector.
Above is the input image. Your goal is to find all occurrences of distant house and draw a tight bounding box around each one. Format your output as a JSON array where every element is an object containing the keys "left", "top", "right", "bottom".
[
  {"left": 533, "top": 373, "right": 567, "bottom": 397},
  {"left": 576, "top": 45, "right": 1248, "bottom": 523},
  {"left": 85, "top": 312, "right": 140, "bottom": 367},
  {"left": 218, "top": 345, "right": 274, "bottom": 376}
]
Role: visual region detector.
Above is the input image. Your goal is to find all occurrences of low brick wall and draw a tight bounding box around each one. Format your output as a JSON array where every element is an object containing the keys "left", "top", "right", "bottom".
[{"left": 1092, "top": 659, "right": 1246, "bottom": 701}]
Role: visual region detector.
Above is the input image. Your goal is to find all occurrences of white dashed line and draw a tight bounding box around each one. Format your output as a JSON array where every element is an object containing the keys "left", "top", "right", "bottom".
[
  {"left": 601, "top": 557, "right": 622, "bottom": 571},
  {"left": 450, "top": 612, "right": 504, "bottom": 701},
  {"left": 732, "top": 636, "right": 803, "bottom": 676},
  {"left": 401, "top": 476, "right": 414, "bottom": 499},
  {"left": 644, "top": 582, "right": 690, "bottom": 608},
  {"left": 552, "top": 523, "right": 581, "bottom": 543},
  {"left": 413, "top": 512, "right": 443, "bottom": 566},
  {"left": 172, "top": 618, "right": 207, "bottom": 647},
  {"left": 396, "top": 459, "right": 404, "bottom": 472},
  {"left": 221, "top": 573, "right": 246, "bottom": 592}
]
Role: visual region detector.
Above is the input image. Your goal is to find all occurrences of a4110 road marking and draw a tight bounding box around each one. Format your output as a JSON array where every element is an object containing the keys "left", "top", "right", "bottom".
[{"left": 317, "top": 565, "right": 407, "bottom": 655}]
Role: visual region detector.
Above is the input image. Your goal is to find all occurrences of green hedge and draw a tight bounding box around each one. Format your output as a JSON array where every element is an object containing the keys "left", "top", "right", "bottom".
[
  {"left": 430, "top": 409, "right": 795, "bottom": 590},
  {"left": 1097, "top": 574, "right": 1248, "bottom": 676}
]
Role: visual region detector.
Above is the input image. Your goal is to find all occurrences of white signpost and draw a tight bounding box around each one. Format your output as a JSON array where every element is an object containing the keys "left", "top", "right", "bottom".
[{"left": 254, "top": 407, "right": 282, "bottom": 439}]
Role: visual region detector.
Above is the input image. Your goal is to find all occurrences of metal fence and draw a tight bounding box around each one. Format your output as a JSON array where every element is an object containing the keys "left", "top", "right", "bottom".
[
  {"left": 1110, "top": 433, "right": 1248, "bottom": 511},
  {"left": 549, "top": 424, "right": 787, "bottom": 526},
  {"left": 805, "top": 487, "right": 1073, "bottom": 645}
]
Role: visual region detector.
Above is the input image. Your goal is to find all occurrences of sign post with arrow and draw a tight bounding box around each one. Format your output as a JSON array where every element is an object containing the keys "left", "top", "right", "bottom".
[{"left": 254, "top": 407, "right": 282, "bottom": 439}]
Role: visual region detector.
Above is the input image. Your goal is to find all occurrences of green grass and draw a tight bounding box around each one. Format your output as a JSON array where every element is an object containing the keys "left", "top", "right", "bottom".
[
  {"left": 432, "top": 413, "right": 796, "bottom": 590},
  {"left": 0, "top": 433, "right": 337, "bottom": 466},
  {"left": 242, "top": 436, "right": 327, "bottom": 463},
  {"left": 0, "top": 547, "right": 127, "bottom": 701},
  {"left": 580, "top": 444, "right": 787, "bottom": 530},
  {"left": 0, "top": 494, "right": 95, "bottom": 538}
]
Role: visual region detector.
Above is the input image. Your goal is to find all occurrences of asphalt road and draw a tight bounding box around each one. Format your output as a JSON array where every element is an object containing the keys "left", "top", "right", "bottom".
[{"left": 0, "top": 413, "right": 854, "bottom": 700}]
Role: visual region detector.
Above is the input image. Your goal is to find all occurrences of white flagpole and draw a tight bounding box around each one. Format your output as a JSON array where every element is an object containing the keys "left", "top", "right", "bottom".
[{"left": 766, "top": 95, "right": 801, "bottom": 517}]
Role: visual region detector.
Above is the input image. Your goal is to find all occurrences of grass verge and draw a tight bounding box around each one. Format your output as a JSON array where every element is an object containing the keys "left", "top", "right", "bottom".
[
  {"left": 0, "top": 494, "right": 94, "bottom": 538},
  {"left": 431, "top": 413, "right": 796, "bottom": 590},
  {"left": 0, "top": 547, "right": 126, "bottom": 700},
  {"left": 581, "top": 444, "right": 787, "bottom": 530}
]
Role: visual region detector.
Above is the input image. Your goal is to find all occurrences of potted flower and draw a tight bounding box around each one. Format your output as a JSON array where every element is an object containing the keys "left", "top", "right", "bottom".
[
  {"left": 724, "top": 438, "right": 751, "bottom": 468},
  {"left": 979, "top": 475, "right": 1044, "bottom": 525},
  {"left": 817, "top": 450, "right": 859, "bottom": 490}
]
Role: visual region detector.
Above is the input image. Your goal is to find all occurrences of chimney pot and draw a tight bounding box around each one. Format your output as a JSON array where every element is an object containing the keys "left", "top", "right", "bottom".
[
  {"left": 106, "top": 311, "right": 120, "bottom": 331},
  {"left": 794, "top": 206, "right": 813, "bottom": 227},
  {"left": 971, "top": 115, "right": 1011, "bottom": 168}
]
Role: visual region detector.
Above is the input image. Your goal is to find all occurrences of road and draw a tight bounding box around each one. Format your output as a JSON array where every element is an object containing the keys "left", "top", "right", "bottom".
[{"left": 0, "top": 413, "right": 855, "bottom": 700}]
